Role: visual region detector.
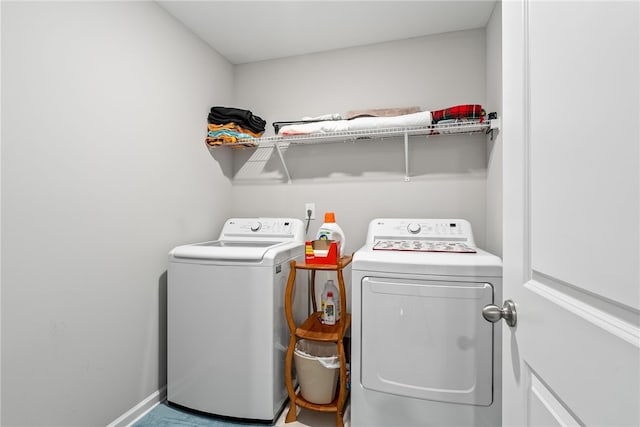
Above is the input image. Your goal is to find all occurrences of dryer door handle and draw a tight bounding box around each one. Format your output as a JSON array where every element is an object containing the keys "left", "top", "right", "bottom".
[{"left": 482, "top": 300, "right": 517, "bottom": 327}]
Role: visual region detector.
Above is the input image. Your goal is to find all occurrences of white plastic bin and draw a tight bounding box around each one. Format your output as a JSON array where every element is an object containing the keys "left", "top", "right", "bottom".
[{"left": 294, "top": 339, "right": 340, "bottom": 404}]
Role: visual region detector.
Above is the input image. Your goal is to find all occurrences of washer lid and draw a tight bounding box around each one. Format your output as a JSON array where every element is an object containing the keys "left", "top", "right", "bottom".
[
  {"left": 352, "top": 246, "right": 502, "bottom": 277},
  {"left": 170, "top": 240, "right": 287, "bottom": 262}
]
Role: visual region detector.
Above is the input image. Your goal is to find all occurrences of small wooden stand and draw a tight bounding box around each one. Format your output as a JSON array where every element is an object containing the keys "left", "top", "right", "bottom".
[{"left": 284, "top": 255, "right": 352, "bottom": 427}]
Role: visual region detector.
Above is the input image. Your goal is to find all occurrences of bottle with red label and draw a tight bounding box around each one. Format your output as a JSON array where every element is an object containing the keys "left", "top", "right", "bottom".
[
  {"left": 320, "top": 279, "right": 340, "bottom": 325},
  {"left": 323, "top": 291, "right": 336, "bottom": 325}
]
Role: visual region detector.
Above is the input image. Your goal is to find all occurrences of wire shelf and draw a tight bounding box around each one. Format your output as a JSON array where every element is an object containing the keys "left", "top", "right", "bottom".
[
  {"left": 209, "top": 118, "right": 499, "bottom": 183},
  {"left": 213, "top": 120, "right": 490, "bottom": 148}
]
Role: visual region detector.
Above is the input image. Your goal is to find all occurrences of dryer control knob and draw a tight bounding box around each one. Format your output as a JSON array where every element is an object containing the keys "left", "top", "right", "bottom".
[
  {"left": 407, "top": 223, "right": 421, "bottom": 234},
  {"left": 250, "top": 222, "right": 262, "bottom": 232}
]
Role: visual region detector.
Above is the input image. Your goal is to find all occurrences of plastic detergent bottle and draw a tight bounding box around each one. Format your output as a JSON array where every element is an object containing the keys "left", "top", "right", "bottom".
[
  {"left": 321, "top": 279, "right": 341, "bottom": 323},
  {"left": 316, "top": 212, "right": 346, "bottom": 257},
  {"left": 323, "top": 292, "right": 336, "bottom": 326}
]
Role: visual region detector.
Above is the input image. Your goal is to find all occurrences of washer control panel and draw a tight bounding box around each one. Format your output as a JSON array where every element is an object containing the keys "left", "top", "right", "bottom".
[
  {"left": 366, "top": 218, "right": 475, "bottom": 246},
  {"left": 220, "top": 218, "right": 305, "bottom": 241}
]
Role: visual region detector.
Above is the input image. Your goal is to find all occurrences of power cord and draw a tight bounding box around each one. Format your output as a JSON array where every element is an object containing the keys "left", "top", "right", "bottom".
[{"left": 304, "top": 209, "right": 312, "bottom": 237}]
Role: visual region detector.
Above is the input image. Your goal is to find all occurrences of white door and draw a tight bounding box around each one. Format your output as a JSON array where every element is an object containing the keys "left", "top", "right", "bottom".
[{"left": 502, "top": 1, "right": 639, "bottom": 426}]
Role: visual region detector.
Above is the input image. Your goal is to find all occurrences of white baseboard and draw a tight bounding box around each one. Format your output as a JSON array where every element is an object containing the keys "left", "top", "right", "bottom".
[{"left": 107, "top": 386, "right": 167, "bottom": 427}]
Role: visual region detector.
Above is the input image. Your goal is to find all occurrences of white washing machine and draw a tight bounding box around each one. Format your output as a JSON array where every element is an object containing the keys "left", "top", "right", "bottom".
[
  {"left": 351, "top": 218, "right": 503, "bottom": 427},
  {"left": 167, "top": 218, "right": 307, "bottom": 423}
]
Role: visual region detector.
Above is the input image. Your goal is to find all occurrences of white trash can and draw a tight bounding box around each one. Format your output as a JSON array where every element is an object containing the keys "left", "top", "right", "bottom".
[{"left": 294, "top": 339, "right": 340, "bottom": 404}]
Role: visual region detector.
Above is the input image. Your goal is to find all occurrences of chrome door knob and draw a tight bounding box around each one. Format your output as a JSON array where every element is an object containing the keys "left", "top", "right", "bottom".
[{"left": 482, "top": 299, "right": 517, "bottom": 327}]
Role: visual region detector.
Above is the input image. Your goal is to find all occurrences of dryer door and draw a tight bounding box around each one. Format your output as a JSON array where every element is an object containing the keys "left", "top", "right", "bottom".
[{"left": 361, "top": 277, "right": 494, "bottom": 406}]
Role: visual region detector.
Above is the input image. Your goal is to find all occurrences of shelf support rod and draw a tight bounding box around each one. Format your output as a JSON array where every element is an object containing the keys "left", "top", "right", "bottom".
[
  {"left": 404, "top": 131, "right": 410, "bottom": 182},
  {"left": 273, "top": 142, "right": 292, "bottom": 184}
]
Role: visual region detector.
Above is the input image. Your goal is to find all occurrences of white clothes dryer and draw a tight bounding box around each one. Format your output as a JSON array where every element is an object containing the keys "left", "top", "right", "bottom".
[
  {"left": 167, "top": 218, "right": 307, "bottom": 423},
  {"left": 351, "top": 218, "right": 503, "bottom": 427}
]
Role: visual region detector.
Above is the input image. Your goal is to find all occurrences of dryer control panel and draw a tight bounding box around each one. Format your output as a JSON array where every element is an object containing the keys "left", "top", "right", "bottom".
[{"left": 366, "top": 218, "right": 475, "bottom": 246}]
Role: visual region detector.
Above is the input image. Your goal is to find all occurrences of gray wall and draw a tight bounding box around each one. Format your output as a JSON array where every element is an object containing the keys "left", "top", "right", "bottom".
[
  {"left": 1, "top": 3, "right": 502, "bottom": 425},
  {"left": 231, "top": 29, "right": 490, "bottom": 253},
  {"left": 1, "top": 2, "right": 233, "bottom": 425}
]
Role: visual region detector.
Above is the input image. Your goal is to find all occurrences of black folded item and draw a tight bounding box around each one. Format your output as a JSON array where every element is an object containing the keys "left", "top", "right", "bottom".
[
  {"left": 272, "top": 120, "right": 320, "bottom": 134},
  {"left": 208, "top": 106, "right": 266, "bottom": 134}
]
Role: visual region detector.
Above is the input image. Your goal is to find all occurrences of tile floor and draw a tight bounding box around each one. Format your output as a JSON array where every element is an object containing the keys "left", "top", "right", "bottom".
[{"left": 133, "top": 401, "right": 350, "bottom": 427}]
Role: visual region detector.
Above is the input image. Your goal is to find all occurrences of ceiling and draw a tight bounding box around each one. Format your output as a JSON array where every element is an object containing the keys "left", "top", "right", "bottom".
[{"left": 157, "top": 1, "right": 497, "bottom": 64}]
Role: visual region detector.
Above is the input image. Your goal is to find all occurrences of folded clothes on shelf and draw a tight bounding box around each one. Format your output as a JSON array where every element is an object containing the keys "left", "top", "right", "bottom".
[
  {"left": 345, "top": 106, "right": 421, "bottom": 120},
  {"left": 271, "top": 104, "right": 485, "bottom": 137},
  {"left": 208, "top": 123, "right": 263, "bottom": 138},
  {"left": 431, "top": 104, "right": 484, "bottom": 123},
  {"left": 206, "top": 135, "right": 258, "bottom": 148},
  {"left": 206, "top": 106, "right": 265, "bottom": 147},
  {"left": 271, "top": 108, "right": 421, "bottom": 134},
  {"left": 273, "top": 116, "right": 343, "bottom": 134},
  {"left": 208, "top": 106, "right": 266, "bottom": 134},
  {"left": 301, "top": 113, "right": 342, "bottom": 121},
  {"left": 276, "top": 110, "right": 433, "bottom": 136}
]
